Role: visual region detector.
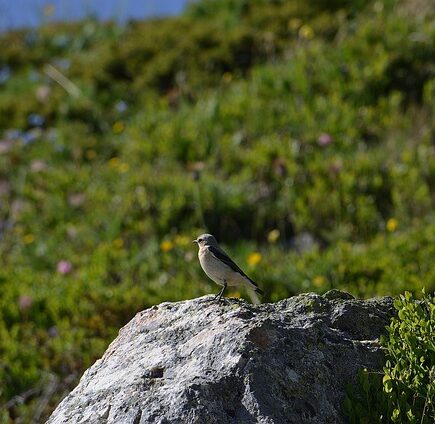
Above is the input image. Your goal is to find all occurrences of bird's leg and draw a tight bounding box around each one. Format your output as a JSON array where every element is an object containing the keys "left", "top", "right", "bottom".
[{"left": 215, "top": 282, "right": 227, "bottom": 303}]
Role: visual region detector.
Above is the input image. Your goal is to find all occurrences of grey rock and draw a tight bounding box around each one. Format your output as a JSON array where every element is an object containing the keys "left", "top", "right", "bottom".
[
  {"left": 47, "top": 292, "right": 394, "bottom": 424},
  {"left": 322, "top": 289, "right": 354, "bottom": 301}
]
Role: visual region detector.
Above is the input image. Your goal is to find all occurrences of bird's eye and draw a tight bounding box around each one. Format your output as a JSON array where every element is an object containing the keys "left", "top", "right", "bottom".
[{"left": 198, "top": 238, "right": 203, "bottom": 242}]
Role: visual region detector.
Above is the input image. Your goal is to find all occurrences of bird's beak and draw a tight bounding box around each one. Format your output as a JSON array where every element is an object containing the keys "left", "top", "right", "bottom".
[{"left": 192, "top": 239, "right": 198, "bottom": 243}]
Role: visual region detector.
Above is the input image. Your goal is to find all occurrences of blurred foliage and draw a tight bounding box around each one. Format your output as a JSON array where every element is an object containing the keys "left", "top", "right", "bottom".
[{"left": 0, "top": 0, "right": 434, "bottom": 421}]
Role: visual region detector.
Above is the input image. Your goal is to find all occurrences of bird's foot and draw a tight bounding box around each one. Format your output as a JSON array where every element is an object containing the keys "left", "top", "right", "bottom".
[{"left": 214, "top": 283, "right": 227, "bottom": 303}]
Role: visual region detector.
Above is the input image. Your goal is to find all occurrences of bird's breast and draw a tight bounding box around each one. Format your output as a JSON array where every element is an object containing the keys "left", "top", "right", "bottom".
[{"left": 198, "top": 247, "right": 240, "bottom": 286}]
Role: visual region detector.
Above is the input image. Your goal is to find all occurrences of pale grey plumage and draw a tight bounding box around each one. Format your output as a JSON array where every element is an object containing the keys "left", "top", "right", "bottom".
[{"left": 193, "top": 233, "right": 263, "bottom": 304}]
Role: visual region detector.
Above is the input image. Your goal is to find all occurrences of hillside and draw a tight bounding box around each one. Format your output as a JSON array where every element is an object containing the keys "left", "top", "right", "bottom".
[{"left": 0, "top": 0, "right": 434, "bottom": 421}]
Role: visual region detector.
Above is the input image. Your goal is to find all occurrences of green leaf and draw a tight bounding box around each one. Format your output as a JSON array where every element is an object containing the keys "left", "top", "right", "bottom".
[
  {"left": 384, "top": 379, "right": 393, "bottom": 393},
  {"left": 406, "top": 408, "right": 415, "bottom": 421},
  {"left": 383, "top": 374, "right": 391, "bottom": 384},
  {"left": 392, "top": 408, "right": 401, "bottom": 422}
]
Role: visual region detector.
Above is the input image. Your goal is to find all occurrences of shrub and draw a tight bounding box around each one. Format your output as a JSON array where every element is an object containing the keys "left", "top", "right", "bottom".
[
  {"left": 381, "top": 291, "right": 435, "bottom": 423},
  {"left": 344, "top": 291, "right": 435, "bottom": 423}
]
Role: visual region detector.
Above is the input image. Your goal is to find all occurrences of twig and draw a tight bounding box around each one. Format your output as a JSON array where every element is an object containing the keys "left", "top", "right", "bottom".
[
  {"left": 31, "top": 374, "right": 59, "bottom": 424},
  {"left": 1, "top": 388, "right": 39, "bottom": 410},
  {"left": 43, "top": 64, "right": 81, "bottom": 98}
]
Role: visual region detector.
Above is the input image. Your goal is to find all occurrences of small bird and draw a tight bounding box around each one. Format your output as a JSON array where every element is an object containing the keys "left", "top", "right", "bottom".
[{"left": 193, "top": 233, "right": 264, "bottom": 304}]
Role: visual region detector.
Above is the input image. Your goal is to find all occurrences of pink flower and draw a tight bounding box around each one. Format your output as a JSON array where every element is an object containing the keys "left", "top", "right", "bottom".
[
  {"left": 57, "top": 260, "right": 73, "bottom": 275},
  {"left": 317, "top": 133, "right": 333, "bottom": 146},
  {"left": 68, "top": 193, "right": 85, "bottom": 207},
  {"left": 0, "top": 140, "right": 13, "bottom": 154},
  {"left": 35, "top": 85, "right": 51, "bottom": 103},
  {"left": 30, "top": 159, "right": 47, "bottom": 172},
  {"left": 18, "top": 295, "right": 33, "bottom": 312}
]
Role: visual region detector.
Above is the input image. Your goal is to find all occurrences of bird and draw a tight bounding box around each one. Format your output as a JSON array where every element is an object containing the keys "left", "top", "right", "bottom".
[{"left": 193, "top": 233, "right": 264, "bottom": 304}]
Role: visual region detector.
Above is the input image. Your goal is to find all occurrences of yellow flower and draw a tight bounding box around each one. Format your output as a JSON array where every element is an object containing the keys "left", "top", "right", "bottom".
[
  {"left": 313, "top": 275, "right": 326, "bottom": 287},
  {"left": 230, "top": 291, "right": 241, "bottom": 299},
  {"left": 23, "top": 234, "right": 35, "bottom": 244},
  {"left": 108, "top": 157, "right": 120, "bottom": 167},
  {"left": 113, "top": 238, "right": 124, "bottom": 248},
  {"left": 267, "top": 229, "right": 280, "bottom": 243},
  {"left": 288, "top": 18, "right": 302, "bottom": 31},
  {"left": 86, "top": 149, "right": 97, "bottom": 160},
  {"left": 222, "top": 72, "right": 233, "bottom": 83},
  {"left": 386, "top": 218, "right": 398, "bottom": 232},
  {"left": 175, "top": 235, "right": 190, "bottom": 246},
  {"left": 118, "top": 163, "right": 130, "bottom": 173},
  {"left": 247, "top": 252, "right": 262, "bottom": 266},
  {"left": 299, "top": 25, "right": 314, "bottom": 39},
  {"left": 108, "top": 157, "right": 129, "bottom": 173},
  {"left": 112, "top": 121, "right": 125, "bottom": 134},
  {"left": 160, "top": 240, "right": 174, "bottom": 252}
]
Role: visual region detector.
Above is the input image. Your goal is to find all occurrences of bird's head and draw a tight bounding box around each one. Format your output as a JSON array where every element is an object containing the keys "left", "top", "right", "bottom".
[{"left": 193, "top": 233, "right": 217, "bottom": 248}]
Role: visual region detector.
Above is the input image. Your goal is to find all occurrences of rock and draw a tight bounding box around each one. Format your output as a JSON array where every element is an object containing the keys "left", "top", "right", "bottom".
[
  {"left": 48, "top": 292, "right": 394, "bottom": 424},
  {"left": 322, "top": 289, "right": 355, "bottom": 301}
]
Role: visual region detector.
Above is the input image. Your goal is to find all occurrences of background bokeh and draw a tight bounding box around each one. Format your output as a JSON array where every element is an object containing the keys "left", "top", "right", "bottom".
[{"left": 0, "top": 0, "right": 434, "bottom": 421}]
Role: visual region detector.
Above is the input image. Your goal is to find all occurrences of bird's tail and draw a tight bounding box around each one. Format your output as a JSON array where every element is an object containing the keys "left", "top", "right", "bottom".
[
  {"left": 246, "top": 281, "right": 264, "bottom": 305},
  {"left": 248, "top": 289, "right": 261, "bottom": 305}
]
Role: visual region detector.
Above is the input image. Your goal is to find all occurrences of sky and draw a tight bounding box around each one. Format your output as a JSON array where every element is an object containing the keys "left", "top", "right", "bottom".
[{"left": 0, "top": 0, "right": 189, "bottom": 32}]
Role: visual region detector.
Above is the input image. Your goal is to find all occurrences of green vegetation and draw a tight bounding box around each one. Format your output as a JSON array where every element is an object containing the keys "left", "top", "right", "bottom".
[
  {"left": 344, "top": 367, "right": 391, "bottom": 423},
  {"left": 344, "top": 291, "right": 435, "bottom": 423},
  {"left": 0, "top": 0, "right": 434, "bottom": 421},
  {"left": 382, "top": 291, "right": 435, "bottom": 423}
]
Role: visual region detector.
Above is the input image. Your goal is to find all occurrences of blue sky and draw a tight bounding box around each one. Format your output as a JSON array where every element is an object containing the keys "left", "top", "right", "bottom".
[{"left": 0, "top": 0, "right": 189, "bottom": 32}]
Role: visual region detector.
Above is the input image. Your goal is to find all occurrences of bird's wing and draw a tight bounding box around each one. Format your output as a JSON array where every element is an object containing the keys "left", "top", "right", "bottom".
[{"left": 207, "top": 245, "right": 261, "bottom": 290}]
